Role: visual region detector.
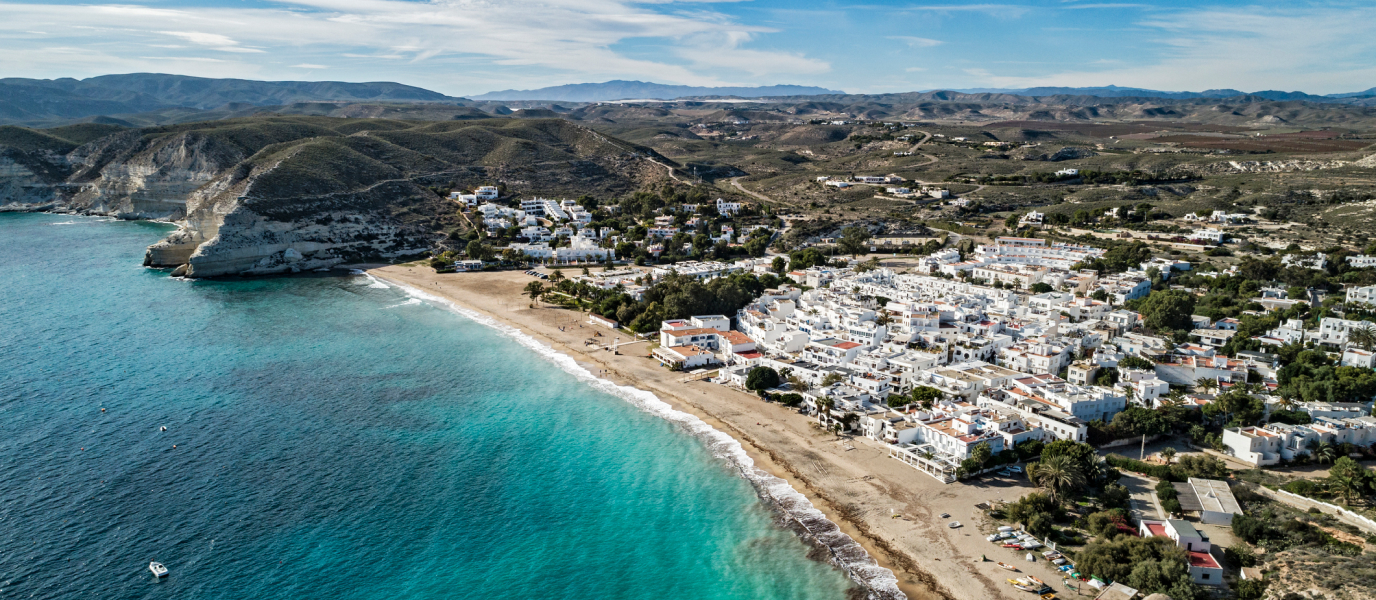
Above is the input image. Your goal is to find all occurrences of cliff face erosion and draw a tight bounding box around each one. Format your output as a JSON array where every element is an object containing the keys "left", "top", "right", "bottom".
[{"left": 0, "top": 117, "right": 666, "bottom": 277}]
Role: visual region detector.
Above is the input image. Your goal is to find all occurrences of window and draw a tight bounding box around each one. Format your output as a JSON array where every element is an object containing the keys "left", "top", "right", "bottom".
[{"left": 1201, "top": 574, "right": 1209, "bottom": 580}]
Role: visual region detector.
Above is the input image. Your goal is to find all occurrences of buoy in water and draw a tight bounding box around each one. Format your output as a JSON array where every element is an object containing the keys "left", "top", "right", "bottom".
[{"left": 160, "top": 426, "right": 166, "bottom": 432}]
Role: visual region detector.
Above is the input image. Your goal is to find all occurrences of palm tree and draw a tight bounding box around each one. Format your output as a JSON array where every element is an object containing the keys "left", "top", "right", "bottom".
[
  {"left": 1349, "top": 323, "right": 1376, "bottom": 351},
  {"left": 1314, "top": 442, "right": 1338, "bottom": 465},
  {"left": 1196, "top": 377, "right": 1218, "bottom": 393},
  {"left": 1330, "top": 473, "right": 1368, "bottom": 506},
  {"left": 549, "top": 269, "right": 565, "bottom": 284},
  {"left": 1028, "top": 455, "right": 1086, "bottom": 504},
  {"left": 1161, "top": 447, "right": 1177, "bottom": 464}
]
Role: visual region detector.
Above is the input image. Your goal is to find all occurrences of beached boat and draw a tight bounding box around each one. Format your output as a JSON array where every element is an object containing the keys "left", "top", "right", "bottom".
[
  {"left": 997, "top": 562, "right": 1019, "bottom": 571},
  {"left": 149, "top": 561, "right": 168, "bottom": 578},
  {"left": 1008, "top": 578, "right": 1042, "bottom": 592}
]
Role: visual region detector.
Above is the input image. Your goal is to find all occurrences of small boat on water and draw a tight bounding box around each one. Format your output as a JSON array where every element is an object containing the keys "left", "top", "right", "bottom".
[
  {"left": 997, "top": 562, "right": 1019, "bottom": 571},
  {"left": 149, "top": 561, "right": 168, "bottom": 578}
]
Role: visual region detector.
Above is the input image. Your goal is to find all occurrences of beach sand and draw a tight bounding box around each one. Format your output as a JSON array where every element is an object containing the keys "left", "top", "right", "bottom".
[{"left": 369, "top": 265, "right": 1077, "bottom": 600}]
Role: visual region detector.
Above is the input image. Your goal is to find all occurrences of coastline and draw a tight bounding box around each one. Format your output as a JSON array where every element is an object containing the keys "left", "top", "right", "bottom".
[{"left": 367, "top": 266, "right": 1057, "bottom": 600}]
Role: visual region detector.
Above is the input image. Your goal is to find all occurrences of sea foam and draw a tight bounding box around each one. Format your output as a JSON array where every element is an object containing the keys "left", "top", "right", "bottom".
[{"left": 372, "top": 272, "right": 907, "bottom": 600}]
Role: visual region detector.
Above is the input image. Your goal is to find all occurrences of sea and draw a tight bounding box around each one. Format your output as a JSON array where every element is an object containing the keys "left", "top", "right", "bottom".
[{"left": 0, "top": 212, "right": 891, "bottom": 600}]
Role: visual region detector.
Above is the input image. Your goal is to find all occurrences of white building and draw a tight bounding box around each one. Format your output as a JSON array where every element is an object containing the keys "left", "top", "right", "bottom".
[
  {"left": 716, "top": 198, "right": 743, "bottom": 216},
  {"left": 1346, "top": 284, "right": 1376, "bottom": 306},
  {"left": 1191, "top": 228, "right": 1226, "bottom": 244},
  {"left": 1347, "top": 255, "right": 1376, "bottom": 269},
  {"left": 1281, "top": 252, "right": 1327, "bottom": 271}
]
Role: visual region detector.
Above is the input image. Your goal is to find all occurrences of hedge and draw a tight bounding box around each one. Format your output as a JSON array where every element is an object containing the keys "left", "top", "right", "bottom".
[{"left": 1105, "top": 454, "right": 1184, "bottom": 482}]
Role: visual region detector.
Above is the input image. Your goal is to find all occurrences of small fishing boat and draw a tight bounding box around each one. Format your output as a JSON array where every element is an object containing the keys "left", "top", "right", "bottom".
[
  {"left": 1008, "top": 578, "right": 1041, "bottom": 592},
  {"left": 997, "top": 562, "right": 1019, "bottom": 571},
  {"left": 149, "top": 561, "right": 168, "bottom": 578}
]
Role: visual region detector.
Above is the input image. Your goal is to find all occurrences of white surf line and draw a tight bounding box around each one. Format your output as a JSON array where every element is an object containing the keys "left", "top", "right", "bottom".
[{"left": 373, "top": 273, "right": 907, "bottom": 600}]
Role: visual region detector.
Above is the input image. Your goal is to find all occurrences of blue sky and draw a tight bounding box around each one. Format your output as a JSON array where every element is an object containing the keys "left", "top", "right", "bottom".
[{"left": 1, "top": 0, "right": 1373, "bottom": 96}]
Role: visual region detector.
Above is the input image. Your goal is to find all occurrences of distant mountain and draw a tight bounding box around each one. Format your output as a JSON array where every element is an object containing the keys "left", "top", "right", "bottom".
[
  {"left": 1328, "top": 87, "right": 1376, "bottom": 99},
  {"left": 0, "top": 74, "right": 459, "bottom": 125},
  {"left": 472, "top": 80, "right": 844, "bottom": 102},
  {"left": 939, "top": 85, "right": 1376, "bottom": 103}
]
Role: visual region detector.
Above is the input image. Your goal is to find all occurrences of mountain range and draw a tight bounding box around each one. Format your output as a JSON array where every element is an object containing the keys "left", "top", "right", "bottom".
[
  {"left": 0, "top": 73, "right": 458, "bottom": 124},
  {"left": 4, "top": 74, "right": 1376, "bottom": 127},
  {"left": 471, "top": 80, "right": 844, "bottom": 102},
  {"left": 943, "top": 84, "right": 1376, "bottom": 102}
]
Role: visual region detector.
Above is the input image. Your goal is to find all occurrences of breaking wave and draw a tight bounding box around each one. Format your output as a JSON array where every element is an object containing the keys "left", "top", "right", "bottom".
[{"left": 374, "top": 273, "right": 906, "bottom": 600}]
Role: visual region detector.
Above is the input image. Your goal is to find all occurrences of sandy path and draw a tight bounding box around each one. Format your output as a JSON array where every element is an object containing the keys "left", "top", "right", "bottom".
[{"left": 367, "top": 266, "right": 1070, "bottom": 600}]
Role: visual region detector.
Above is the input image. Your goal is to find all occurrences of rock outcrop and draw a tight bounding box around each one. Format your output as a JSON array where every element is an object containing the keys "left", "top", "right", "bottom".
[{"left": 2, "top": 116, "right": 669, "bottom": 277}]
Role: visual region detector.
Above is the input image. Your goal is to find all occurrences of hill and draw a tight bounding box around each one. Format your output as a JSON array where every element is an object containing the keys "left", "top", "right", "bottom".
[
  {"left": 472, "top": 80, "right": 844, "bottom": 102},
  {"left": 0, "top": 74, "right": 463, "bottom": 125},
  {"left": 0, "top": 116, "right": 671, "bottom": 276}
]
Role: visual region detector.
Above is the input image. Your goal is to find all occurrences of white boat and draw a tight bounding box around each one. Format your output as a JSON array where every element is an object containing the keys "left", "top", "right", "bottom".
[{"left": 149, "top": 561, "right": 168, "bottom": 578}]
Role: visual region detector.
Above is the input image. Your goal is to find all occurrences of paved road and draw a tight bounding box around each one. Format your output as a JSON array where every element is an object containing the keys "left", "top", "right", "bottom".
[{"left": 1119, "top": 472, "right": 1164, "bottom": 522}]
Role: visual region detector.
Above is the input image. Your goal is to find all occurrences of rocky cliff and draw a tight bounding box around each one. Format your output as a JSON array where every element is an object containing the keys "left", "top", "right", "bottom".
[{"left": 2, "top": 116, "right": 669, "bottom": 277}]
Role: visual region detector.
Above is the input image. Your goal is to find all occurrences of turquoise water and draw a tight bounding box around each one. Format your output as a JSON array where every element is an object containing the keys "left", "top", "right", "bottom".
[{"left": 0, "top": 213, "right": 861, "bottom": 600}]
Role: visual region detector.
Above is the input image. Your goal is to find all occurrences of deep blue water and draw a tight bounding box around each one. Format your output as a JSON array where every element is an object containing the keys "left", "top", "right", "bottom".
[{"left": 0, "top": 213, "right": 856, "bottom": 600}]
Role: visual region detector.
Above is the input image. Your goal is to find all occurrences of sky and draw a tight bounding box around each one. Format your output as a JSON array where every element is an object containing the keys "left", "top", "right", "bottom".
[{"left": 1, "top": 0, "right": 1374, "bottom": 96}]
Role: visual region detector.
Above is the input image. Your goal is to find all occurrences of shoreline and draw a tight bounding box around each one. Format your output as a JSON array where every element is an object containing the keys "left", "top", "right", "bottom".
[
  {"left": 372, "top": 271, "right": 906, "bottom": 599},
  {"left": 367, "top": 266, "right": 1059, "bottom": 600}
]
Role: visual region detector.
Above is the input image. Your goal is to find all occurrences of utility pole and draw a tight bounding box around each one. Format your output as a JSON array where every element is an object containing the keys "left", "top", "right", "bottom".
[{"left": 1140, "top": 434, "right": 1146, "bottom": 460}]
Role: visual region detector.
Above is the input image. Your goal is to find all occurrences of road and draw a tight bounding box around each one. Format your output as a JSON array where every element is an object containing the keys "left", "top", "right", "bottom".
[
  {"left": 1119, "top": 472, "right": 1165, "bottom": 522},
  {"left": 730, "top": 176, "right": 773, "bottom": 203}
]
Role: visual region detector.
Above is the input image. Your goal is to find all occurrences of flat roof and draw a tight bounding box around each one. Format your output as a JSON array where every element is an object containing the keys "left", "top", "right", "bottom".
[
  {"left": 1187, "top": 550, "right": 1221, "bottom": 569},
  {"left": 1189, "top": 478, "right": 1242, "bottom": 515}
]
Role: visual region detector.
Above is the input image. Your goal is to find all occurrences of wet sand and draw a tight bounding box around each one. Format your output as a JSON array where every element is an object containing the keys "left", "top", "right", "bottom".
[{"left": 368, "top": 265, "right": 1072, "bottom": 600}]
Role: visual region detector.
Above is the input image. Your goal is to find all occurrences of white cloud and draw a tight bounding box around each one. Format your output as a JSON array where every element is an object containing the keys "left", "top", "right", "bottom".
[
  {"left": 160, "top": 31, "right": 264, "bottom": 53},
  {"left": 890, "top": 36, "right": 944, "bottom": 48},
  {"left": 0, "top": 0, "right": 830, "bottom": 92},
  {"left": 292, "top": 63, "right": 328, "bottom": 69},
  {"left": 967, "top": 5, "right": 1376, "bottom": 94}
]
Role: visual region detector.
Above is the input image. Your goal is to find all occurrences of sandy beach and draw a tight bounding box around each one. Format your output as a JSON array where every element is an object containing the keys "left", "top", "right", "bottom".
[{"left": 368, "top": 265, "right": 1076, "bottom": 600}]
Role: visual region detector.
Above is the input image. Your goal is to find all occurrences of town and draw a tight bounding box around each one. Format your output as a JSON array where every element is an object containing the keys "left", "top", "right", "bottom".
[{"left": 427, "top": 177, "right": 1376, "bottom": 600}]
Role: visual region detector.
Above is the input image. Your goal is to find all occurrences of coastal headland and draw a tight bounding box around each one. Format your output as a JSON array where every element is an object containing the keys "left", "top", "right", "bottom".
[{"left": 369, "top": 265, "right": 1069, "bottom": 600}]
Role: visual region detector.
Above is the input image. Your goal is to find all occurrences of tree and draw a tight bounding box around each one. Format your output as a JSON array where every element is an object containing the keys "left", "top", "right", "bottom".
[
  {"left": 788, "top": 375, "right": 811, "bottom": 393},
  {"left": 466, "top": 239, "right": 493, "bottom": 261},
  {"left": 821, "top": 372, "right": 845, "bottom": 387},
  {"left": 1030, "top": 282, "right": 1054, "bottom": 294},
  {"left": 745, "top": 367, "right": 781, "bottom": 391},
  {"left": 910, "top": 386, "right": 942, "bottom": 409},
  {"left": 523, "top": 281, "right": 545, "bottom": 304},
  {"left": 1160, "top": 447, "right": 1177, "bottom": 464},
  {"left": 1041, "top": 440, "right": 1098, "bottom": 475},
  {"left": 1350, "top": 322, "right": 1376, "bottom": 351},
  {"left": 1327, "top": 456, "right": 1371, "bottom": 505},
  {"left": 1119, "top": 356, "right": 1155, "bottom": 370},
  {"left": 971, "top": 442, "right": 993, "bottom": 468},
  {"left": 837, "top": 226, "right": 872, "bottom": 259},
  {"left": 549, "top": 269, "right": 565, "bottom": 284},
  {"left": 771, "top": 256, "right": 788, "bottom": 275},
  {"left": 1028, "top": 454, "right": 1086, "bottom": 504},
  {"left": 1312, "top": 441, "right": 1337, "bottom": 465},
  {"left": 1138, "top": 289, "right": 1196, "bottom": 332},
  {"left": 1195, "top": 377, "right": 1218, "bottom": 392}
]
